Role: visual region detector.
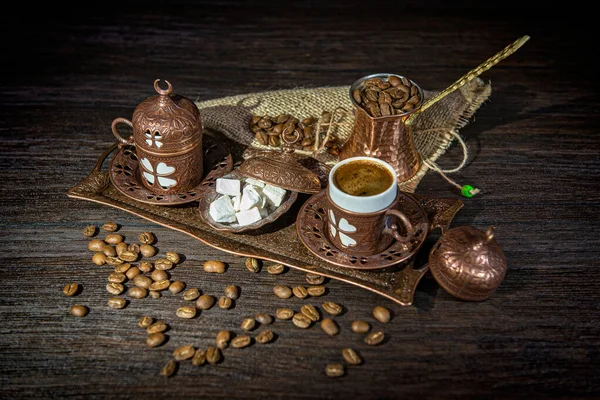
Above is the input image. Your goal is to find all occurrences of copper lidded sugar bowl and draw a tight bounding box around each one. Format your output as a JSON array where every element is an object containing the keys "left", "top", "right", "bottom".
[{"left": 111, "top": 79, "right": 203, "bottom": 194}]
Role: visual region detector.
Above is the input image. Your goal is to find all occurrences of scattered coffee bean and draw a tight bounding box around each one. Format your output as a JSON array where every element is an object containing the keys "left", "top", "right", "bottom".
[
  {"left": 365, "top": 330, "right": 385, "bottom": 345},
  {"left": 155, "top": 258, "right": 174, "bottom": 271},
  {"left": 351, "top": 320, "right": 371, "bottom": 334},
  {"left": 103, "top": 245, "right": 117, "bottom": 257},
  {"left": 216, "top": 330, "right": 231, "bottom": 349},
  {"left": 273, "top": 284, "right": 292, "bottom": 299},
  {"left": 203, "top": 260, "right": 226, "bottom": 273},
  {"left": 160, "top": 359, "right": 178, "bottom": 377},
  {"left": 266, "top": 264, "right": 285, "bottom": 274},
  {"left": 231, "top": 335, "right": 252, "bottom": 349},
  {"left": 191, "top": 349, "right": 206, "bottom": 366},
  {"left": 133, "top": 274, "right": 153, "bottom": 289},
  {"left": 173, "top": 345, "right": 196, "bottom": 361},
  {"left": 82, "top": 225, "right": 97, "bottom": 237},
  {"left": 119, "top": 250, "right": 138, "bottom": 263},
  {"left": 139, "top": 244, "right": 156, "bottom": 258},
  {"left": 151, "top": 269, "right": 169, "bottom": 282},
  {"left": 275, "top": 308, "right": 294, "bottom": 320},
  {"left": 182, "top": 288, "right": 200, "bottom": 301},
  {"left": 106, "top": 282, "right": 125, "bottom": 295},
  {"left": 149, "top": 280, "right": 171, "bottom": 291},
  {"left": 325, "top": 363, "right": 345, "bottom": 377},
  {"left": 293, "top": 286, "right": 308, "bottom": 299},
  {"left": 307, "top": 286, "right": 326, "bottom": 297},
  {"left": 63, "top": 283, "right": 79, "bottom": 297},
  {"left": 256, "top": 330, "right": 275, "bottom": 344},
  {"left": 115, "top": 242, "right": 128, "bottom": 256},
  {"left": 108, "top": 272, "right": 127, "bottom": 284},
  {"left": 292, "top": 313, "right": 312, "bottom": 329},
  {"left": 138, "top": 315, "right": 153, "bottom": 328},
  {"left": 218, "top": 296, "right": 232, "bottom": 309},
  {"left": 114, "top": 263, "right": 131, "bottom": 274},
  {"left": 149, "top": 290, "right": 161, "bottom": 299},
  {"left": 306, "top": 273, "right": 325, "bottom": 285},
  {"left": 373, "top": 306, "right": 391, "bottom": 323},
  {"left": 92, "top": 252, "right": 107, "bottom": 266},
  {"left": 320, "top": 318, "right": 339, "bottom": 336},
  {"left": 88, "top": 239, "right": 105, "bottom": 252},
  {"left": 245, "top": 257, "right": 260, "bottom": 273},
  {"left": 301, "top": 304, "right": 320, "bottom": 322},
  {"left": 125, "top": 266, "right": 141, "bottom": 280},
  {"left": 206, "top": 346, "right": 221, "bottom": 364},
  {"left": 139, "top": 232, "right": 155, "bottom": 245},
  {"left": 147, "top": 321, "right": 168, "bottom": 334},
  {"left": 255, "top": 313, "right": 273, "bottom": 325},
  {"left": 107, "top": 297, "right": 127, "bottom": 309},
  {"left": 165, "top": 252, "right": 180, "bottom": 264},
  {"left": 196, "top": 294, "right": 216, "bottom": 310},
  {"left": 128, "top": 287, "right": 148, "bottom": 299},
  {"left": 224, "top": 285, "right": 240, "bottom": 300},
  {"left": 127, "top": 243, "right": 140, "bottom": 254},
  {"left": 138, "top": 261, "right": 153, "bottom": 273},
  {"left": 105, "top": 234, "right": 123, "bottom": 245},
  {"left": 241, "top": 318, "right": 256, "bottom": 331},
  {"left": 176, "top": 306, "right": 196, "bottom": 319},
  {"left": 169, "top": 280, "right": 186, "bottom": 294},
  {"left": 105, "top": 256, "right": 124, "bottom": 266},
  {"left": 322, "top": 302, "right": 343, "bottom": 316},
  {"left": 342, "top": 348, "right": 362, "bottom": 365},
  {"left": 70, "top": 304, "right": 88, "bottom": 317},
  {"left": 101, "top": 222, "right": 119, "bottom": 232}
]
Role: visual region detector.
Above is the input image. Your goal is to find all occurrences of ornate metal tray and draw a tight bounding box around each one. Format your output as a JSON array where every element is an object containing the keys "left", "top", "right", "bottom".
[{"left": 67, "top": 130, "right": 463, "bottom": 306}]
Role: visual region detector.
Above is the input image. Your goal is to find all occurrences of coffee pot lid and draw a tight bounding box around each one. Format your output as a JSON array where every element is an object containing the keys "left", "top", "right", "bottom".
[{"left": 428, "top": 226, "right": 507, "bottom": 301}]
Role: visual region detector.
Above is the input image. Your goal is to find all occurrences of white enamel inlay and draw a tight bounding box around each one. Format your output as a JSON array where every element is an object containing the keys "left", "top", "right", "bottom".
[
  {"left": 156, "top": 141, "right": 163, "bottom": 148},
  {"left": 156, "top": 162, "right": 175, "bottom": 175},
  {"left": 142, "top": 171, "right": 155, "bottom": 184},
  {"left": 157, "top": 176, "right": 177, "bottom": 189},
  {"left": 145, "top": 139, "right": 153, "bottom": 146},
  {"left": 329, "top": 223, "right": 337, "bottom": 238},
  {"left": 339, "top": 232, "right": 357, "bottom": 247},
  {"left": 140, "top": 157, "right": 153, "bottom": 172},
  {"left": 329, "top": 209, "right": 336, "bottom": 225},
  {"left": 338, "top": 218, "right": 357, "bottom": 233}
]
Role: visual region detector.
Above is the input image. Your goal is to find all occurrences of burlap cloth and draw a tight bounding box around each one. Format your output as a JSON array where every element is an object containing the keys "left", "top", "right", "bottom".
[{"left": 195, "top": 78, "right": 491, "bottom": 193}]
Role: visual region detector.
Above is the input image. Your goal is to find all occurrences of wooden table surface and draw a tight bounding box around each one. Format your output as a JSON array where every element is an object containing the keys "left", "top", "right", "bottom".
[{"left": 1, "top": 2, "right": 598, "bottom": 399}]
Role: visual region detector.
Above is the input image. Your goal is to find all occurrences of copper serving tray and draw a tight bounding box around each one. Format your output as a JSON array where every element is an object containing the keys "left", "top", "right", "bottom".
[{"left": 67, "top": 130, "right": 463, "bottom": 306}]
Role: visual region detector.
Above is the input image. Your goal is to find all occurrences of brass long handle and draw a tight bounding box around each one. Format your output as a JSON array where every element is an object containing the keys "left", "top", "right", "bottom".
[{"left": 406, "top": 35, "right": 530, "bottom": 124}]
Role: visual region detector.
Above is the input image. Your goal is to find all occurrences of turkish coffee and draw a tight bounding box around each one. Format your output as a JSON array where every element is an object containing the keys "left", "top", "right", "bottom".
[{"left": 333, "top": 160, "right": 394, "bottom": 196}]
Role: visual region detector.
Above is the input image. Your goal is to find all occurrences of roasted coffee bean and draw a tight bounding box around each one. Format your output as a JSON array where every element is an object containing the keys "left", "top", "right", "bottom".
[
  {"left": 256, "top": 330, "right": 274, "bottom": 344},
  {"left": 106, "top": 282, "right": 125, "bottom": 295},
  {"left": 342, "top": 348, "right": 362, "bottom": 365},
  {"left": 165, "top": 252, "right": 180, "bottom": 264},
  {"left": 255, "top": 131, "right": 268, "bottom": 145},
  {"left": 322, "top": 302, "right": 343, "bottom": 316},
  {"left": 155, "top": 258, "right": 173, "bottom": 271},
  {"left": 173, "top": 345, "right": 196, "bottom": 361},
  {"left": 292, "top": 286, "right": 308, "bottom": 299},
  {"left": 301, "top": 137, "right": 313, "bottom": 147},
  {"left": 216, "top": 330, "right": 231, "bottom": 349},
  {"left": 388, "top": 75, "right": 401, "bottom": 87},
  {"left": 160, "top": 360, "right": 178, "bottom": 377},
  {"left": 88, "top": 239, "right": 106, "bottom": 252},
  {"left": 149, "top": 290, "right": 161, "bottom": 299},
  {"left": 275, "top": 114, "right": 290, "bottom": 124},
  {"left": 203, "top": 260, "right": 226, "bottom": 273},
  {"left": 139, "top": 232, "right": 155, "bottom": 245},
  {"left": 125, "top": 266, "right": 141, "bottom": 280},
  {"left": 103, "top": 245, "right": 117, "bottom": 257},
  {"left": 292, "top": 313, "right": 312, "bottom": 329},
  {"left": 70, "top": 305, "right": 88, "bottom": 317},
  {"left": 107, "top": 297, "right": 127, "bottom": 309},
  {"left": 365, "top": 330, "right": 385, "bottom": 345},
  {"left": 196, "top": 294, "right": 216, "bottom": 310},
  {"left": 147, "top": 321, "right": 168, "bottom": 334},
  {"left": 191, "top": 349, "right": 206, "bottom": 366},
  {"left": 373, "top": 306, "right": 391, "bottom": 323},
  {"left": 245, "top": 257, "right": 260, "bottom": 273},
  {"left": 151, "top": 269, "right": 169, "bottom": 282},
  {"left": 255, "top": 313, "right": 273, "bottom": 325},
  {"left": 105, "top": 234, "right": 123, "bottom": 245},
  {"left": 206, "top": 346, "right": 221, "bottom": 364},
  {"left": 133, "top": 274, "right": 153, "bottom": 289},
  {"left": 105, "top": 256, "right": 123, "bottom": 266},
  {"left": 268, "top": 135, "right": 280, "bottom": 147},
  {"left": 380, "top": 103, "right": 392, "bottom": 116},
  {"left": 82, "top": 225, "right": 97, "bottom": 237},
  {"left": 182, "top": 288, "right": 200, "bottom": 301},
  {"left": 231, "top": 335, "right": 252, "bottom": 349},
  {"left": 119, "top": 250, "right": 138, "bottom": 263},
  {"left": 128, "top": 243, "right": 140, "bottom": 253},
  {"left": 169, "top": 280, "right": 186, "bottom": 294},
  {"left": 307, "top": 285, "right": 326, "bottom": 297},
  {"left": 149, "top": 280, "right": 171, "bottom": 291},
  {"left": 301, "top": 304, "right": 320, "bottom": 322},
  {"left": 138, "top": 315, "right": 153, "bottom": 328},
  {"left": 101, "top": 222, "right": 119, "bottom": 232},
  {"left": 176, "top": 306, "right": 196, "bottom": 319},
  {"left": 352, "top": 89, "right": 362, "bottom": 104},
  {"left": 325, "top": 363, "right": 345, "bottom": 377},
  {"left": 218, "top": 296, "right": 232, "bottom": 309},
  {"left": 397, "top": 84, "right": 411, "bottom": 94},
  {"left": 241, "top": 318, "right": 256, "bottom": 331},
  {"left": 320, "top": 318, "right": 339, "bottom": 336},
  {"left": 224, "top": 285, "right": 240, "bottom": 300},
  {"left": 266, "top": 264, "right": 285, "bottom": 275},
  {"left": 138, "top": 261, "right": 153, "bottom": 273},
  {"left": 139, "top": 244, "right": 156, "bottom": 258},
  {"left": 306, "top": 273, "right": 325, "bottom": 285},
  {"left": 147, "top": 332, "right": 166, "bottom": 348},
  {"left": 250, "top": 115, "right": 262, "bottom": 125},
  {"left": 115, "top": 242, "right": 128, "bottom": 256},
  {"left": 114, "top": 263, "right": 131, "bottom": 274},
  {"left": 275, "top": 308, "right": 294, "bottom": 320},
  {"left": 63, "top": 283, "right": 79, "bottom": 297},
  {"left": 258, "top": 117, "right": 273, "bottom": 130},
  {"left": 351, "top": 320, "right": 371, "bottom": 334},
  {"left": 128, "top": 287, "right": 147, "bottom": 299},
  {"left": 273, "top": 284, "right": 292, "bottom": 299},
  {"left": 108, "top": 272, "right": 127, "bottom": 284},
  {"left": 92, "top": 252, "right": 107, "bottom": 266}
]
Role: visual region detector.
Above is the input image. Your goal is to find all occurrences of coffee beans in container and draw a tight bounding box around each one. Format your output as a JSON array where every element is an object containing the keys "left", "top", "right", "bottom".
[{"left": 351, "top": 74, "right": 423, "bottom": 117}]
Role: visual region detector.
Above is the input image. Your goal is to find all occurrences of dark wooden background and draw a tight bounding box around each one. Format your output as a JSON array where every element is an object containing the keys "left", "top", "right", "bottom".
[{"left": 1, "top": 2, "right": 598, "bottom": 399}]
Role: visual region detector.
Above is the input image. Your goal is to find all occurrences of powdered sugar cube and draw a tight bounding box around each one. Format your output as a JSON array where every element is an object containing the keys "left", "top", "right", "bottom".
[
  {"left": 262, "top": 184, "right": 287, "bottom": 207},
  {"left": 235, "top": 207, "right": 262, "bottom": 226},
  {"left": 244, "top": 177, "right": 266, "bottom": 188},
  {"left": 240, "top": 185, "right": 262, "bottom": 211},
  {"left": 232, "top": 194, "right": 241, "bottom": 212},
  {"left": 216, "top": 178, "right": 241, "bottom": 197},
  {"left": 209, "top": 195, "right": 236, "bottom": 223}
]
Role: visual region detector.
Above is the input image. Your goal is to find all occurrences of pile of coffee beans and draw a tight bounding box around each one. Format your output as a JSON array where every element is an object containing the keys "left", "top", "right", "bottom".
[{"left": 352, "top": 75, "right": 422, "bottom": 117}]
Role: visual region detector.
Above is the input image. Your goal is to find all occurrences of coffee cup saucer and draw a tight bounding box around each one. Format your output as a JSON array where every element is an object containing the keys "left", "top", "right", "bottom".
[
  {"left": 109, "top": 135, "right": 233, "bottom": 206},
  {"left": 296, "top": 189, "right": 428, "bottom": 270}
]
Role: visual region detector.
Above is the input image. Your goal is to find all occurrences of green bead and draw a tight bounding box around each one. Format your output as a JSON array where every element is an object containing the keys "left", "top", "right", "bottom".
[{"left": 461, "top": 185, "right": 475, "bottom": 198}]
